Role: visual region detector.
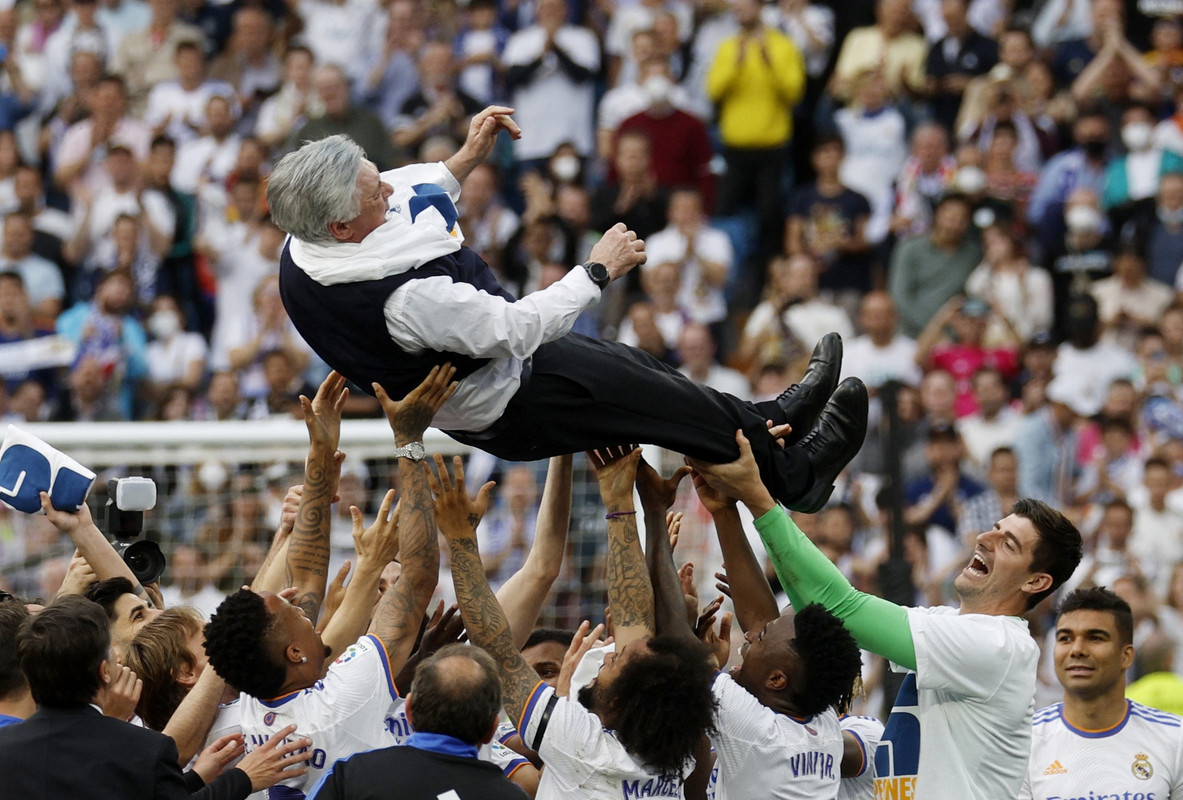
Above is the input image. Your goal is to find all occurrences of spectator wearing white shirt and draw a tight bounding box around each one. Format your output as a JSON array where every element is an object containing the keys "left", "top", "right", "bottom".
[
  {"left": 145, "top": 41, "right": 236, "bottom": 146},
  {"left": 208, "top": 7, "right": 281, "bottom": 128},
  {"left": 201, "top": 180, "right": 280, "bottom": 370},
  {"left": 1091, "top": 244, "right": 1173, "bottom": 350},
  {"left": 144, "top": 294, "right": 206, "bottom": 393},
  {"left": 63, "top": 144, "right": 173, "bottom": 301},
  {"left": 840, "top": 290, "right": 922, "bottom": 391},
  {"left": 0, "top": 211, "right": 64, "bottom": 319},
  {"left": 295, "top": 0, "right": 380, "bottom": 83},
  {"left": 224, "top": 274, "right": 311, "bottom": 400},
  {"left": 255, "top": 45, "right": 319, "bottom": 150},
  {"left": 1129, "top": 457, "right": 1183, "bottom": 594},
  {"left": 763, "top": 0, "right": 834, "bottom": 78},
  {"left": 678, "top": 322, "right": 750, "bottom": 399},
  {"left": 110, "top": 0, "right": 205, "bottom": 114},
  {"left": 13, "top": 0, "right": 66, "bottom": 93},
  {"left": 170, "top": 94, "right": 240, "bottom": 194},
  {"left": 603, "top": 0, "right": 691, "bottom": 87},
  {"left": 964, "top": 223, "right": 1053, "bottom": 346},
  {"left": 616, "top": 259, "right": 690, "bottom": 355},
  {"left": 501, "top": 0, "right": 599, "bottom": 164},
  {"left": 41, "top": 0, "right": 116, "bottom": 104},
  {"left": 52, "top": 74, "right": 151, "bottom": 200},
  {"left": 958, "top": 366, "right": 1020, "bottom": 470},
  {"left": 355, "top": 0, "right": 420, "bottom": 129},
  {"left": 738, "top": 254, "right": 854, "bottom": 371},
  {"left": 643, "top": 188, "right": 732, "bottom": 328}
]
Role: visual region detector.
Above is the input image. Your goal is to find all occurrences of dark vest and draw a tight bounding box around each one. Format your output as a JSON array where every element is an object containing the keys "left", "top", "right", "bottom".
[{"left": 279, "top": 242, "right": 516, "bottom": 398}]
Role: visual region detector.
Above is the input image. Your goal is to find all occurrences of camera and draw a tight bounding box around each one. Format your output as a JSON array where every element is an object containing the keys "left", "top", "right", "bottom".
[{"left": 106, "top": 477, "right": 166, "bottom": 585}]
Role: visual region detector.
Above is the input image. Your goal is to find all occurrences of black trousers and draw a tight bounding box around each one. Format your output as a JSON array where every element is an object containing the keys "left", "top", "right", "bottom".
[{"left": 446, "top": 334, "right": 812, "bottom": 505}]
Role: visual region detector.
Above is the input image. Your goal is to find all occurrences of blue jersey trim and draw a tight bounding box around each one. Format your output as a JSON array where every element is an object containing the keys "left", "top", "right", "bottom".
[{"left": 365, "top": 634, "right": 400, "bottom": 702}]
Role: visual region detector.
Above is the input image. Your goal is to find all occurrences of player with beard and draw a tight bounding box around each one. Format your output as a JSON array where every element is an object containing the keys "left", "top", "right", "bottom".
[
  {"left": 688, "top": 414, "right": 1083, "bottom": 800},
  {"left": 432, "top": 447, "right": 717, "bottom": 799},
  {"left": 204, "top": 367, "right": 453, "bottom": 797}
]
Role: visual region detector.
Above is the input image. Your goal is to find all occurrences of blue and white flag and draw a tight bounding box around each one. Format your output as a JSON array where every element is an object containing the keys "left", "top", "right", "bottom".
[{"left": 0, "top": 425, "right": 95, "bottom": 513}]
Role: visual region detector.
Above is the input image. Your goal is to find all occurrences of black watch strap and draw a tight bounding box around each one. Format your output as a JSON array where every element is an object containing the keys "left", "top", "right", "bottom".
[{"left": 582, "top": 261, "right": 610, "bottom": 289}]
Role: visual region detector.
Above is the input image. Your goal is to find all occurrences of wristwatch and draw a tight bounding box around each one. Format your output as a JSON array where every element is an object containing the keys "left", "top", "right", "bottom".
[
  {"left": 393, "top": 442, "right": 426, "bottom": 462},
  {"left": 582, "top": 261, "right": 610, "bottom": 290}
]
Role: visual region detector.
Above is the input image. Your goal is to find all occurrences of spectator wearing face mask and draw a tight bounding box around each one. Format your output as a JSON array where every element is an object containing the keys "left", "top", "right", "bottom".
[
  {"left": 144, "top": 294, "right": 207, "bottom": 401},
  {"left": 616, "top": 61, "right": 714, "bottom": 208},
  {"left": 1103, "top": 103, "right": 1183, "bottom": 215},
  {"left": 1028, "top": 110, "right": 1110, "bottom": 229}
]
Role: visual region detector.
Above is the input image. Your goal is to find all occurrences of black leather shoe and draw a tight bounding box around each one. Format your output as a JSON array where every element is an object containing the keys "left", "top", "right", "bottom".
[
  {"left": 783, "top": 377, "right": 869, "bottom": 514},
  {"left": 775, "top": 332, "right": 843, "bottom": 446}
]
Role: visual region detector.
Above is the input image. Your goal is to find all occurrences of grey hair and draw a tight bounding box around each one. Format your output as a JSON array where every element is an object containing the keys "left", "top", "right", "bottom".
[{"left": 266, "top": 134, "right": 366, "bottom": 243}]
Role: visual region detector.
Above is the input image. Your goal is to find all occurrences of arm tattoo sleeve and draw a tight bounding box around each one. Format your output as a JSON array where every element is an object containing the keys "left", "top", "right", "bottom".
[
  {"left": 370, "top": 454, "right": 438, "bottom": 664},
  {"left": 448, "top": 533, "right": 541, "bottom": 728},
  {"left": 606, "top": 513, "right": 656, "bottom": 635},
  {"left": 283, "top": 450, "right": 334, "bottom": 620}
]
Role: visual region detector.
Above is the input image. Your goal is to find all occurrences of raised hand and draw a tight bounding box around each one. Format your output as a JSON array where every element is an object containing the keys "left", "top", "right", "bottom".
[
  {"left": 235, "top": 724, "right": 314, "bottom": 792},
  {"left": 351, "top": 489, "right": 401, "bottom": 568},
  {"left": 557, "top": 621, "right": 609, "bottom": 698},
  {"left": 690, "top": 469, "right": 737, "bottom": 516},
  {"left": 417, "top": 602, "right": 467, "bottom": 659},
  {"left": 636, "top": 458, "right": 691, "bottom": 515},
  {"left": 192, "top": 733, "right": 246, "bottom": 785},
  {"left": 300, "top": 370, "right": 349, "bottom": 452},
  {"left": 102, "top": 664, "right": 142, "bottom": 721},
  {"left": 424, "top": 454, "right": 494, "bottom": 541},
  {"left": 39, "top": 491, "right": 93, "bottom": 534},
  {"left": 587, "top": 445, "right": 642, "bottom": 507},
  {"left": 587, "top": 222, "right": 647, "bottom": 279},
  {"left": 373, "top": 364, "right": 458, "bottom": 445},
  {"left": 695, "top": 596, "right": 733, "bottom": 669}
]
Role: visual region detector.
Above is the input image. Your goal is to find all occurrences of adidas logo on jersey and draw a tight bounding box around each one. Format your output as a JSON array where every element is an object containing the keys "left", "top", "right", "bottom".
[{"left": 1043, "top": 760, "right": 1068, "bottom": 775}]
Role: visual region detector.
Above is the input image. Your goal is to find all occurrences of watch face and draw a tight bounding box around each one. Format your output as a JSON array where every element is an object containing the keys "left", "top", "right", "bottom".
[{"left": 587, "top": 262, "right": 609, "bottom": 286}]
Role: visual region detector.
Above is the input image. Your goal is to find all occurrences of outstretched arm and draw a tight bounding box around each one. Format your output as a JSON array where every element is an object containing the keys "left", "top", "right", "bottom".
[
  {"left": 428, "top": 454, "right": 542, "bottom": 729},
  {"left": 589, "top": 447, "right": 654, "bottom": 648},
  {"left": 40, "top": 494, "right": 154, "bottom": 606},
  {"left": 496, "top": 454, "right": 572, "bottom": 649},
  {"left": 444, "top": 105, "right": 522, "bottom": 183},
  {"left": 637, "top": 458, "right": 696, "bottom": 641},
  {"left": 688, "top": 431, "right": 916, "bottom": 669},
  {"left": 282, "top": 371, "right": 349, "bottom": 620},
  {"left": 365, "top": 366, "right": 455, "bottom": 668},
  {"left": 690, "top": 471, "right": 779, "bottom": 633},
  {"left": 319, "top": 490, "right": 401, "bottom": 659}
]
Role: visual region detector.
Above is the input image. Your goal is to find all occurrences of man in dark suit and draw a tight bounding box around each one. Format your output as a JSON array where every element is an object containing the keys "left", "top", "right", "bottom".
[
  {"left": 0, "top": 595, "right": 311, "bottom": 800},
  {"left": 308, "top": 644, "right": 529, "bottom": 800}
]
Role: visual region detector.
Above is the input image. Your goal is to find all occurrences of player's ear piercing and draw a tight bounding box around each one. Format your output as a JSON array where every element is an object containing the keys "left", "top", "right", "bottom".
[{"left": 300, "top": 656, "right": 308, "bottom": 663}]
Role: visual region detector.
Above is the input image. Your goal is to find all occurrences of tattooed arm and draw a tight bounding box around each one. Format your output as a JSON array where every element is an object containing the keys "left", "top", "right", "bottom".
[
  {"left": 589, "top": 447, "right": 654, "bottom": 649},
  {"left": 282, "top": 371, "right": 349, "bottom": 621},
  {"left": 427, "top": 454, "right": 543, "bottom": 729},
  {"left": 366, "top": 366, "right": 456, "bottom": 666},
  {"left": 496, "top": 454, "right": 573, "bottom": 649}
]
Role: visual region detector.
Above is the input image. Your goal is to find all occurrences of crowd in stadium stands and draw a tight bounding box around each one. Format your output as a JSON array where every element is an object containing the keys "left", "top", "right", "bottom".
[{"left": 4, "top": 0, "right": 1183, "bottom": 795}]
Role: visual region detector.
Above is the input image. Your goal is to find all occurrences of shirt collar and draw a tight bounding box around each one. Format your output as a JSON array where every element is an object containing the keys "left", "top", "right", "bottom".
[{"left": 405, "top": 731, "right": 479, "bottom": 759}]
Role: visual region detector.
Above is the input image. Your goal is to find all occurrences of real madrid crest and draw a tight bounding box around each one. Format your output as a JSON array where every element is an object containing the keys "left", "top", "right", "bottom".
[{"left": 1132, "top": 752, "right": 1153, "bottom": 780}]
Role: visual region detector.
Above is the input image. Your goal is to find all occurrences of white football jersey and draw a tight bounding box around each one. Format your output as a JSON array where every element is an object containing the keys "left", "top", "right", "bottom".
[
  {"left": 519, "top": 681, "right": 687, "bottom": 799},
  {"left": 1020, "top": 700, "right": 1183, "bottom": 800},
  {"left": 838, "top": 715, "right": 884, "bottom": 800},
  {"left": 708, "top": 673, "right": 843, "bottom": 800},
  {"left": 238, "top": 634, "right": 402, "bottom": 797},
  {"left": 874, "top": 607, "right": 1038, "bottom": 800}
]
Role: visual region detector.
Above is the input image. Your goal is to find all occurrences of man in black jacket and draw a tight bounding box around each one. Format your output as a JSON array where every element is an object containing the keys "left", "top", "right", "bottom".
[
  {"left": 308, "top": 644, "right": 527, "bottom": 800},
  {"left": 0, "top": 595, "right": 310, "bottom": 800}
]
